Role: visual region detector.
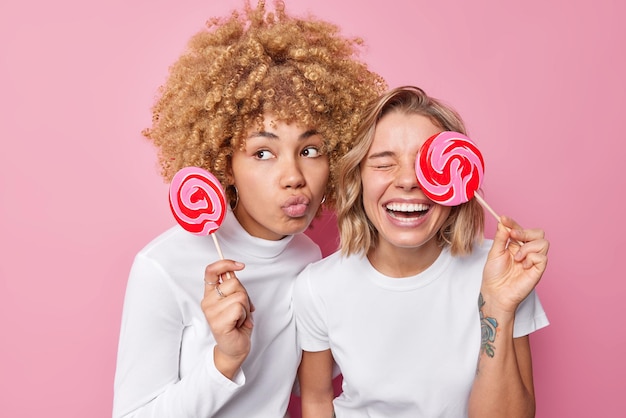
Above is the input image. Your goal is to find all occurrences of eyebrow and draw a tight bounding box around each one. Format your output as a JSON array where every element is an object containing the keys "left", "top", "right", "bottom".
[
  {"left": 247, "top": 129, "right": 319, "bottom": 141},
  {"left": 367, "top": 150, "right": 395, "bottom": 159}
]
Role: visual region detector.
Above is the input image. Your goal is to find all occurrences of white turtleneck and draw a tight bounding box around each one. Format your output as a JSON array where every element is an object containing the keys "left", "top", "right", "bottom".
[{"left": 113, "top": 209, "right": 321, "bottom": 417}]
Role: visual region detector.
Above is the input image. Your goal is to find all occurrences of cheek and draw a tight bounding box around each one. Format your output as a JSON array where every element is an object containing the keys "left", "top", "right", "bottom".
[
  {"left": 360, "top": 174, "right": 386, "bottom": 204},
  {"left": 236, "top": 172, "right": 272, "bottom": 204},
  {"left": 305, "top": 162, "right": 330, "bottom": 189},
  {"left": 361, "top": 185, "right": 383, "bottom": 222},
  {"left": 432, "top": 205, "right": 452, "bottom": 226}
]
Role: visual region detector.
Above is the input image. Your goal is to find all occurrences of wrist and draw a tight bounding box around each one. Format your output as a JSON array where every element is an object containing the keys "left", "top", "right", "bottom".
[
  {"left": 478, "top": 289, "right": 519, "bottom": 317},
  {"left": 213, "top": 345, "right": 246, "bottom": 380}
]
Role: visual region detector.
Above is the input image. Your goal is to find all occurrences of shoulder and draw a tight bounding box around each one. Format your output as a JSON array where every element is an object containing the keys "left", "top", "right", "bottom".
[
  {"left": 296, "top": 251, "right": 363, "bottom": 290},
  {"left": 441, "top": 239, "right": 493, "bottom": 286},
  {"left": 131, "top": 225, "right": 215, "bottom": 282},
  {"left": 291, "top": 232, "right": 323, "bottom": 254},
  {"left": 136, "top": 225, "right": 195, "bottom": 258},
  {"left": 456, "top": 238, "right": 492, "bottom": 266},
  {"left": 474, "top": 238, "right": 492, "bottom": 258},
  {"left": 302, "top": 250, "right": 352, "bottom": 273}
]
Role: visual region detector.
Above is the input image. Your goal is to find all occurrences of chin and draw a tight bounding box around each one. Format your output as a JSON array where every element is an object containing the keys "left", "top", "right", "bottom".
[{"left": 280, "top": 218, "right": 311, "bottom": 236}]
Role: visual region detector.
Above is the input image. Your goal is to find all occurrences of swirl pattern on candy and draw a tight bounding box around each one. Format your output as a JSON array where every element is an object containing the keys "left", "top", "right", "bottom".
[
  {"left": 169, "top": 166, "right": 227, "bottom": 235},
  {"left": 415, "top": 131, "right": 484, "bottom": 206}
]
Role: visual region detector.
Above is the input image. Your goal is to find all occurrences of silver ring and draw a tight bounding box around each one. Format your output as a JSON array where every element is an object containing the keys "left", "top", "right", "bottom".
[
  {"left": 204, "top": 280, "right": 219, "bottom": 286},
  {"left": 215, "top": 285, "right": 225, "bottom": 298}
]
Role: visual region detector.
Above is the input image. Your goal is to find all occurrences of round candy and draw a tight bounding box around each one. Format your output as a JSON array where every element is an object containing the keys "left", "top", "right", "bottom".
[
  {"left": 169, "top": 166, "right": 227, "bottom": 235},
  {"left": 415, "top": 131, "right": 484, "bottom": 206}
]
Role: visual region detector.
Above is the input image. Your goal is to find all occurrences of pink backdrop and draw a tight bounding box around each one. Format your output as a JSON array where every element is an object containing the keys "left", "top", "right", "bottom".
[{"left": 1, "top": 0, "right": 624, "bottom": 416}]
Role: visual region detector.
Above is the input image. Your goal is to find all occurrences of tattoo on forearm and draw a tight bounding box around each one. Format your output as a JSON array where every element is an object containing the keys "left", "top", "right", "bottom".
[{"left": 479, "top": 293, "right": 498, "bottom": 358}]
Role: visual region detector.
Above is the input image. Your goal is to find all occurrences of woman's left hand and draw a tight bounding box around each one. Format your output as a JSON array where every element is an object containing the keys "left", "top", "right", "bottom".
[{"left": 482, "top": 216, "right": 550, "bottom": 314}]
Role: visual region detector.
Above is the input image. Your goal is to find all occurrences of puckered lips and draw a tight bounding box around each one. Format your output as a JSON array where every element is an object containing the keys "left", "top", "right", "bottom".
[{"left": 282, "top": 195, "right": 311, "bottom": 218}]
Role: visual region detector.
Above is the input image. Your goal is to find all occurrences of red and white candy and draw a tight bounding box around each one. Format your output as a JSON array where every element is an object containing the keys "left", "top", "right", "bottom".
[
  {"left": 169, "top": 166, "right": 227, "bottom": 235},
  {"left": 415, "top": 131, "right": 484, "bottom": 206},
  {"left": 416, "top": 131, "right": 511, "bottom": 231}
]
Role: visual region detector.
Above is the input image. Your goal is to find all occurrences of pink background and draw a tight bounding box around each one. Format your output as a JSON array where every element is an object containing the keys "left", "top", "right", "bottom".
[{"left": 1, "top": 0, "right": 624, "bottom": 416}]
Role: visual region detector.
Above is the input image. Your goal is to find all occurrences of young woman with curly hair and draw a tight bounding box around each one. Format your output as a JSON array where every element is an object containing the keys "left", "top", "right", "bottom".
[{"left": 113, "top": 1, "right": 386, "bottom": 417}]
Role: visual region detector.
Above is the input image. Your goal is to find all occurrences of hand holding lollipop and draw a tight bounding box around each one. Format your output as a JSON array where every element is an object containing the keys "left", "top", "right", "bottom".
[{"left": 169, "top": 166, "right": 230, "bottom": 266}]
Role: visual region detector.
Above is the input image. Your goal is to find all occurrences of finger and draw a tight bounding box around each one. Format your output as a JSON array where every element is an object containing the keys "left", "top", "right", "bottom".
[
  {"left": 202, "top": 287, "right": 253, "bottom": 330},
  {"left": 214, "top": 276, "right": 256, "bottom": 313},
  {"left": 495, "top": 216, "right": 527, "bottom": 248},
  {"left": 489, "top": 221, "right": 513, "bottom": 257},
  {"left": 204, "top": 260, "right": 245, "bottom": 297},
  {"left": 510, "top": 227, "right": 545, "bottom": 244},
  {"left": 513, "top": 236, "right": 549, "bottom": 263},
  {"left": 214, "top": 277, "right": 246, "bottom": 295},
  {"left": 220, "top": 291, "right": 253, "bottom": 329},
  {"left": 521, "top": 251, "right": 548, "bottom": 272},
  {"left": 210, "top": 302, "right": 248, "bottom": 333},
  {"left": 499, "top": 215, "right": 522, "bottom": 231},
  {"left": 236, "top": 306, "right": 248, "bottom": 329},
  {"left": 212, "top": 280, "right": 253, "bottom": 326},
  {"left": 215, "top": 284, "right": 226, "bottom": 299}
]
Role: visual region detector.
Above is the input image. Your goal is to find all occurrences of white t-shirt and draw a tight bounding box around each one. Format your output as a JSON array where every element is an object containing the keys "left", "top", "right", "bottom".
[
  {"left": 113, "top": 209, "right": 321, "bottom": 417},
  {"left": 294, "top": 240, "right": 549, "bottom": 418}
]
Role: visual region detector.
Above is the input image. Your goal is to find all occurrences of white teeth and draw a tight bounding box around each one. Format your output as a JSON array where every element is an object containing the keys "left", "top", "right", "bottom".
[{"left": 385, "top": 202, "right": 429, "bottom": 212}]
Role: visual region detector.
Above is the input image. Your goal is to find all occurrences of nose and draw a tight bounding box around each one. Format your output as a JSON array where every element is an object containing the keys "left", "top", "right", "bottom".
[
  {"left": 395, "top": 160, "right": 419, "bottom": 191},
  {"left": 279, "top": 157, "right": 306, "bottom": 189}
]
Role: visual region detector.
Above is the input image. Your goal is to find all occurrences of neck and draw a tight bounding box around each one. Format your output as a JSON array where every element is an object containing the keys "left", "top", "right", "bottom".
[{"left": 367, "top": 239, "right": 443, "bottom": 278}]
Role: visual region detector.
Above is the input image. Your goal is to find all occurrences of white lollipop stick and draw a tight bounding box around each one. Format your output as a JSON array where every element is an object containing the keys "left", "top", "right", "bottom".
[
  {"left": 473, "top": 193, "right": 499, "bottom": 222},
  {"left": 212, "top": 234, "right": 233, "bottom": 280},
  {"left": 474, "top": 193, "right": 523, "bottom": 245}
]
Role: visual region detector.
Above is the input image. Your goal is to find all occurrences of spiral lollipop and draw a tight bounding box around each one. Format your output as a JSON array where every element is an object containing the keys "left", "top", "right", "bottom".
[
  {"left": 415, "top": 131, "right": 500, "bottom": 222},
  {"left": 169, "top": 166, "right": 229, "bottom": 260}
]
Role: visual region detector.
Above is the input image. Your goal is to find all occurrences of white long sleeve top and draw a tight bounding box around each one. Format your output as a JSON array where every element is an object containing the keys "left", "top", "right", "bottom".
[{"left": 113, "top": 209, "right": 321, "bottom": 417}]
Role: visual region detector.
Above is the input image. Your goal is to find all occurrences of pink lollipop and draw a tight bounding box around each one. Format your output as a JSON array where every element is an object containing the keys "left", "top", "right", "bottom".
[
  {"left": 169, "top": 166, "right": 229, "bottom": 261},
  {"left": 416, "top": 131, "right": 484, "bottom": 206},
  {"left": 415, "top": 131, "right": 501, "bottom": 222}
]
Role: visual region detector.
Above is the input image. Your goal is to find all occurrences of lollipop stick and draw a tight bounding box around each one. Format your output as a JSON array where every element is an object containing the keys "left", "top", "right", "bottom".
[
  {"left": 473, "top": 193, "right": 500, "bottom": 223},
  {"left": 473, "top": 193, "right": 524, "bottom": 246},
  {"left": 211, "top": 233, "right": 226, "bottom": 259},
  {"left": 211, "top": 233, "right": 233, "bottom": 280}
]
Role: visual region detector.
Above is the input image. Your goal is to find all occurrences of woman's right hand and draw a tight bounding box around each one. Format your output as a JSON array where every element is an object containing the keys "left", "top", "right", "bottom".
[{"left": 201, "top": 259, "right": 254, "bottom": 379}]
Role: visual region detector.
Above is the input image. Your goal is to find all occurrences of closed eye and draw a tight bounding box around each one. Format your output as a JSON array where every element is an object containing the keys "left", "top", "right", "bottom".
[
  {"left": 366, "top": 151, "right": 396, "bottom": 170},
  {"left": 367, "top": 160, "right": 395, "bottom": 170}
]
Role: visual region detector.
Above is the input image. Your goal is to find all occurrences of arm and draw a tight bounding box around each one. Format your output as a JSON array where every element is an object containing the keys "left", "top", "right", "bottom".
[
  {"left": 469, "top": 305, "right": 536, "bottom": 417},
  {"left": 299, "top": 349, "right": 335, "bottom": 418},
  {"left": 468, "top": 217, "right": 549, "bottom": 418},
  {"left": 113, "top": 255, "right": 249, "bottom": 418}
]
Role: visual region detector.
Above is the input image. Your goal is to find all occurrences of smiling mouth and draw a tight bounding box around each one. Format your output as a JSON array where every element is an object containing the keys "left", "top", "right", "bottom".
[{"left": 385, "top": 202, "right": 430, "bottom": 219}]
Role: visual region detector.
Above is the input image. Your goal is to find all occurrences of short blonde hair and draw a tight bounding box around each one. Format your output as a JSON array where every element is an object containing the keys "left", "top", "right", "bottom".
[
  {"left": 338, "top": 86, "right": 484, "bottom": 256},
  {"left": 143, "top": 0, "right": 386, "bottom": 209}
]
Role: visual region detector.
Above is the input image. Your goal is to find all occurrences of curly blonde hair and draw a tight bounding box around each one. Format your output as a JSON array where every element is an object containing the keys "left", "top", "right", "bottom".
[
  {"left": 143, "top": 0, "right": 386, "bottom": 209},
  {"left": 338, "top": 86, "right": 485, "bottom": 257}
]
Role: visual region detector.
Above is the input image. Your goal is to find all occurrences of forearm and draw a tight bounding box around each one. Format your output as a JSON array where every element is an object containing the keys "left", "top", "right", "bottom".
[
  {"left": 468, "top": 294, "right": 535, "bottom": 418},
  {"left": 301, "top": 394, "right": 334, "bottom": 418},
  {"left": 114, "top": 258, "right": 242, "bottom": 417},
  {"left": 299, "top": 350, "right": 335, "bottom": 418},
  {"left": 115, "top": 346, "right": 243, "bottom": 417}
]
